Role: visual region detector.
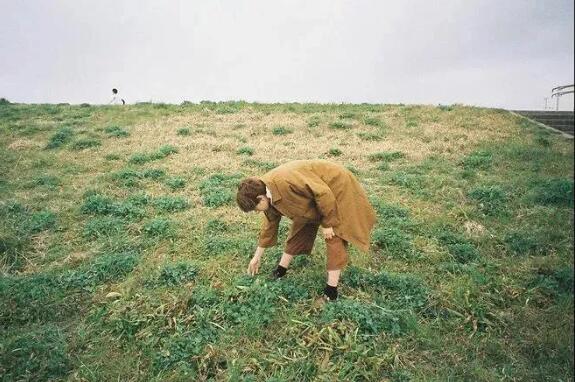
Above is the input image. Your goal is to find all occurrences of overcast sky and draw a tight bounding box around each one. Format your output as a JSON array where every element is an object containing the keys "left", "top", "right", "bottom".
[{"left": 1, "top": 0, "right": 573, "bottom": 110}]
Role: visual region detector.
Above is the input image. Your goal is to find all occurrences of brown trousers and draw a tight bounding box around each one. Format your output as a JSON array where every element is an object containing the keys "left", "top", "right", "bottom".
[{"left": 285, "top": 222, "right": 349, "bottom": 270}]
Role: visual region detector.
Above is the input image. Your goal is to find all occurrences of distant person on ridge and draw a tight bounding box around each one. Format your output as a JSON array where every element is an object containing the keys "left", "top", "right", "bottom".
[
  {"left": 109, "top": 88, "right": 125, "bottom": 105},
  {"left": 236, "top": 160, "right": 377, "bottom": 302}
]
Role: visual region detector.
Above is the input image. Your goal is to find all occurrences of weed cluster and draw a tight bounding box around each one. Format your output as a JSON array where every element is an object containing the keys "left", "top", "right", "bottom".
[
  {"left": 461, "top": 150, "right": 493, "bottom": 170},
  {"left": 81, "top": 193, "right": 144, "bottom": 220},
  {"left": 363, "top": 116, "right": 385, "bottom": 128},
  {"left": 371, "top": 200, "right": 418, "bottom": 259},
  {"left": 146, "top": 262, "right": 198, "bottom": 287},
  {"left": 307, "top": 115, "right": 321, "bottom": 128},
  {"left": 143, "top": 218, "right": 174, "bottom": 238},
  {"left": 71, "top": 137, "right": 101, "bottom": 150},
  {"left": 199, "top": 173, "right": 243, "bottom": 208},
  {"left": 152, "top": 196, "right": 190, "bottom": 212},
  {"left": 83, "top": 216, "right": 126, "bottom": 239},
  {"left": 242, "top": 159, "right": 277, "bottom": 171},
  {"left": 368, "top": 151, "right": 404, "bottom": 163},
  {"left": 329, "top": 121, "right": 352, "bottom": 130},
  {"left": 531, "top": 178, "right": 573, "bottom": 207},
  {"left": 45, "top": 126, "right": 74, "bottom": 149},
  {"left": 468, "top": 185, "right": 507, "bottom": 216},
  {"left": 0, "top": 202, "right": 56, "bottom": 271},
  {"left": 236, "top": 146, "right": 254, "bottom": 156},
  {"left": 343, "top": 266, "right": 429, "bottom": 311},
  {"left": 0, "top": 251, "right": 139, "bottom": 325},
  {"left": 177, "top": 127, "right": 191, "bottom": 136},
  {"left": 0, "top": 326, "right": 71, "bottom": 381},
  {"left": 321, "top": 299, "right": 417, "bottom": 335},
  {"left": 129, "top": 145, "right": 178, "bottom": 164},
  {"left": 105, "top": 125, "right": 129, "bottom": 137},
  {"left": 111, "top": 167, "right": 167, "bottom": 187},
  {"left": 436, "top": 229, "right": 480, "bottom": 263},
  {"left": 528, "top": 266, "right": 574, "bottom": 299},
  {"left": 165, "top": 177, "right": 186, "bottom": 190},
  {"left": 327, "top": 148, "right": 342, "bottom": 157},
  {"left": 356, "top": 131, "right": 384, "bottom": 141},
  {"left": 272, "top": 126, "right": 293, "bottom": 135}
]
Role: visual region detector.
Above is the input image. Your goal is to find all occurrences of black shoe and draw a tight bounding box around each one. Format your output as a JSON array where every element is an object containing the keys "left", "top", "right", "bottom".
[
  {"left": 324, "top": 285, "right": 338, "bottom": 301},
  {"left": 270, "top": 265, "right": 287, "bottom": 280}
]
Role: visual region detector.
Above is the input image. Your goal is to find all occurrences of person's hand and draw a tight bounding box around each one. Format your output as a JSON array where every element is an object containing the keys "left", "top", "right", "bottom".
[
  {"left": 322, "top": 227, "right": 335, "bottom": 240},
  {"left": 247, "top": 254, "right": 261, "bottom": 276}
]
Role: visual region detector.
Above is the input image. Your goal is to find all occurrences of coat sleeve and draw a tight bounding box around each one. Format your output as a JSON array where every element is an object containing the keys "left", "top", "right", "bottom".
[
  {"left": 258, "top": 208, "right": 281, "bottom": 247},
  {"left": 302, "top": 177, "right": 340, "bottom": 228}
]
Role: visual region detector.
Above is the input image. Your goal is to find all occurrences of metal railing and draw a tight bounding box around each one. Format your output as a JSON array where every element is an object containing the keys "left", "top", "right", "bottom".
[{"left": 550, "top": 84, "right": 574, "bottom": 111}]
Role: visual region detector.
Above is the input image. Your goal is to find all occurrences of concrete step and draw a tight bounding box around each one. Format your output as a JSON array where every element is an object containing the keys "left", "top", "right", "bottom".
[
  {"left": 523, "top": 116, "right": 574, "bottom": 122},
  {"left": 512, "top": 110, "right": 574, "bottom": 136},
  {"left": 515, "top": 110, "right": 574, "bottom": 116},
  {"left": 532, "top": 121, "right": 574, "bottom": 126}
]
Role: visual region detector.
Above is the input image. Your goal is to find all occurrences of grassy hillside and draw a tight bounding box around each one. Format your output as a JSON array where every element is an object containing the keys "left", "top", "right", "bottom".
[{"left": 0, "top": 101, "right": 573, "bottom": 381}]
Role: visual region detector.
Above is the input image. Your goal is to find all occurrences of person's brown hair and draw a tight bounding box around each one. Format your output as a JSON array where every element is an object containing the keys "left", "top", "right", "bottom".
[{"left": 236, "top": 177, "right": 266, "bottom": 212}]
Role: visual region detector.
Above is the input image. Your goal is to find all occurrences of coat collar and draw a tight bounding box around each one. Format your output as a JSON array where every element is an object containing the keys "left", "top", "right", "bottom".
[{"left": 260, "top": 175, "right": 282, "bottom": 204}]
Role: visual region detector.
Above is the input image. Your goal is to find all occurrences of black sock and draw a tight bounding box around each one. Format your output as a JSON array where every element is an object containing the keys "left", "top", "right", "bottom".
[
  {"left": 272, "top": 265, "right": 287, "bottom": 278},
  {"left": 324, "top": 284, "right": 338, "bottom": 300}
]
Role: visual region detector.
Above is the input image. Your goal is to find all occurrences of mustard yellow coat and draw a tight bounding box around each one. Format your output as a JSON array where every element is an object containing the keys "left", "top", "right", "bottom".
[{"left": 258, "top": 160, "right": 377, "bottom": 253}]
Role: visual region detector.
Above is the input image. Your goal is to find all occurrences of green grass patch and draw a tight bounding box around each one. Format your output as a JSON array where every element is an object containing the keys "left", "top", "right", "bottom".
[
  {"left": 343, "top": 266, "right": 429, "bottom": 311},
  {"left": 105, "top": 153, "right": 121, "bottom": 161},
  {"left": 307, "top": 115, "right": 321, "bottom": 128},
  {"left": 0, "top": 251, "right": 139, "bottom": 325},
  {"left": 531, "top": 178, "right": 574, "bottom": 207},
  {"left": 321, "top": 300, "right": 417, "bottom": 335},
  {"left": 105, "top": 125, "right": 129, "bottom": 137},
  {"left": 272, "top": 126, "right": 293, "bottom": 135},
  {"left": 198, "top": 173, "right": 243, "bottom": 208},
  {"left": 363, "top": 116, "right": 385, "bottom": 127},
  {"left": 111, "top": 168, "right": 167, "bottom": 187},
  {"left": 26, "top": 174, "right": 61, "bottom": 189},
  {"left": 468, "top": 185, "right": 507, "bottom": 216},
  {"left": 45, "top": 126, "right": 74, "bottom": 149},
  {"left": 372, "top": 226, "right": 416, "bottom": 259},
  {"left": 436, "top": 229, "right": 480, "bottom": 263},
  {"left": 165, "top": 177, "right": 186, "bottom": 190},
  {"left": 128, "top": 145, "right": 178, "bottom": 164},
  {"left": 143, "top": 218, "right": 174, "bottom": 237},
  {"left": 83, "top": 217, "right": 126, "bottom": 239},
  {"left": 338, "top": 112, "right": 357, "bottom": 119},
  {"left": 368, "top": 151, "right": 404, "bottom": 162},
  {"left": 177, "top": 127, "right": 191, "bottom": 136},
  {"left": 327, "top": 148, "right": 342, "bottom": 157},
  {"left": 528, "top": 266, "right": 574, "bottom": 298},
  {"left": 242, "top": 159, "right": 277, "bottom": 171},
  {"left": 503, "top": 231, "right": 540, "bottom": 256},
  {"left": 71, "top": 138, "right": 101, "bottom": 150},
  {"left": 461, "top": 150, "right": 493, "bottom": 170},
  {"left": 152, "top": 196, "right": 189, "bottom": 212},
  {"left": 157, "top": 262, "right": 198, "bottom": 286},
  {"left": 81, "top": 193, "right": 144, "bottom": 220},
  {"left": 356, "top": 131, "right": 384, "bottom": 141},
  {"left": 329, "top": 121, "right": 352, "bottom": 130},
  {"left": 0, "top": 325, "right": 72, "bottom": 381},
  {"left": 0, "top": 202, "right": 57, "bottom": 271},
  {"left": 390, "top": 171, "right": 425, "bottom": 193},
  {"left": 236, "top": 146, "right": 254, "bottom": 156}
]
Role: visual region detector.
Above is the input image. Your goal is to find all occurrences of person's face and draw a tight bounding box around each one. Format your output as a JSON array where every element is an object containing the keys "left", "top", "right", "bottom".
[{"left": 253, "top": 195, "right": 270, "bottom": 212}]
